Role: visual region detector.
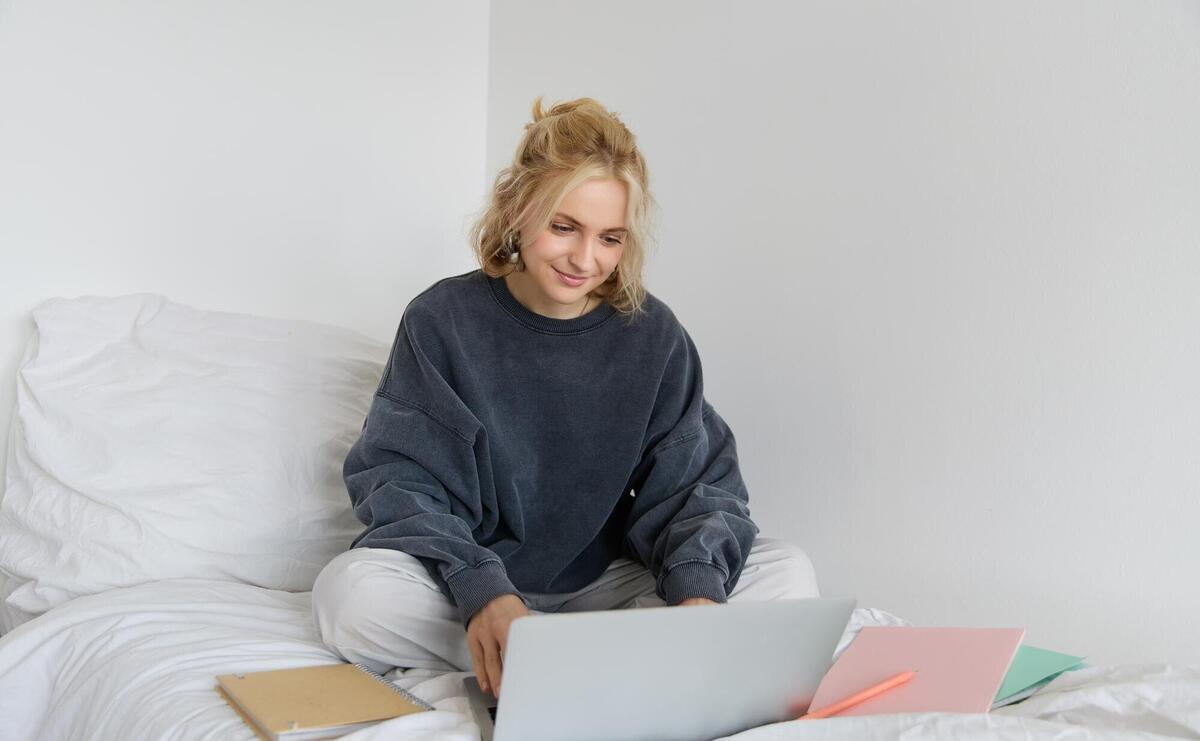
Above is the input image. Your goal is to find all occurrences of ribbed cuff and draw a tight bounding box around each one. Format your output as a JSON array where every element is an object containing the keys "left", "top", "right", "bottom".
[
  {"left": 660, "top": 561, "right": 728, "bottom": 606},
  {"left": 445, "top": 560, "right": 524, "bottom": 627}
]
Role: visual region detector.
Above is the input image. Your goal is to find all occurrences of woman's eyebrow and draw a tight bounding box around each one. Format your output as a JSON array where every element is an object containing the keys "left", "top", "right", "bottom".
[{"left": 555, "top": 212, "right": 628, "bottom": 233}]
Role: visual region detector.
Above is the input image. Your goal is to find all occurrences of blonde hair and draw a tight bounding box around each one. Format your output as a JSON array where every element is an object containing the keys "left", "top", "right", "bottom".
[{"left": 469, "top": 96, "right": 658, "bottom": 322}]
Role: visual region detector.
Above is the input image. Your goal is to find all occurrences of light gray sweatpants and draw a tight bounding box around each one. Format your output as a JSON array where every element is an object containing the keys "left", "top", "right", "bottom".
[{"left": 310, "top": 535, "right": 819, "bottom": 676}]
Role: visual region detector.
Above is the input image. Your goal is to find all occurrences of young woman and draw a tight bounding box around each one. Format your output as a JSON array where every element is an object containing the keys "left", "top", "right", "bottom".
[{"left": 312, "top": 97, "right": 819, "bottom": 699}]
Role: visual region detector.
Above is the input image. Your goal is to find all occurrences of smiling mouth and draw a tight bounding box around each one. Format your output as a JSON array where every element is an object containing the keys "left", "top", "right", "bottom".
[{"left": 554, "top": 268, "right": 588, "bottom": 280}]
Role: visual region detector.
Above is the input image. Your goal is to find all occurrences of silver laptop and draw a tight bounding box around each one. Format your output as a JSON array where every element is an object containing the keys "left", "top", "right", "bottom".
[{"left": 464, "top": 596, "right": 856, "bottom": 741}]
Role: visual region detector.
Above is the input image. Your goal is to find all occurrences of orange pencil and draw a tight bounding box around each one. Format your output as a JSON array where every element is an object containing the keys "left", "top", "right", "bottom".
[{"left": 799, "top": 670, "right": 918, "bottom": 720}]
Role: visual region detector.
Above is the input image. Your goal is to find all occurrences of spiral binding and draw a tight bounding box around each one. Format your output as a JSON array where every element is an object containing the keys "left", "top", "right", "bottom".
[{"left": 352, "top": 662, "right": 436, "bottom": 711}]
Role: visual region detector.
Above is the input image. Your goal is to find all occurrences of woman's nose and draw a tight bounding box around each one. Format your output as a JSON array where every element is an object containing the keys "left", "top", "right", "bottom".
[{"left": 570, "top": 238, "right": 597, "bottom": 268}]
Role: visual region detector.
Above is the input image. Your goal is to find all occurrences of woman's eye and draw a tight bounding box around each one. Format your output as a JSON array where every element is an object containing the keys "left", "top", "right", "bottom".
[{"left": 552, "top": 223, "right": 619, "bottom": 245}]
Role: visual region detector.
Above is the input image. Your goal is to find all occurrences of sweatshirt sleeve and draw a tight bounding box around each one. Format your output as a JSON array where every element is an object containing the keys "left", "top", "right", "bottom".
[
  {"left": 344, "top": 307, "right": 525, "bottom": 628},
  {"left": 622, "top": 322, "right": 760, "bottom": 606}
]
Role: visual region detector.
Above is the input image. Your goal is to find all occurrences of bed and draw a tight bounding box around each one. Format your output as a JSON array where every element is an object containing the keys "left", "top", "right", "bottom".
[{"left": 1, "top": 293, "right": 1197, "bottom": 741}]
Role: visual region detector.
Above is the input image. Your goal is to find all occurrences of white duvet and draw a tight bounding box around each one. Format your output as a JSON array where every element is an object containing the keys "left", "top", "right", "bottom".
[{"left": 0, "top": 580, "right": 1196, "bottom": 741}]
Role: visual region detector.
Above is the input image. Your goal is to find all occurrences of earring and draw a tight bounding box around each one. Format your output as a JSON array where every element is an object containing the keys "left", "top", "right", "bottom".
[{"left": 505, "top": 232, "right": 520, "bottom": 264}]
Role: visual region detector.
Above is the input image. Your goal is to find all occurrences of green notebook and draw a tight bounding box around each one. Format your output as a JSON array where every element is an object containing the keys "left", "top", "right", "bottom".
[{"left": 992, "top": 644, "right": 1086, "bottom": 708}]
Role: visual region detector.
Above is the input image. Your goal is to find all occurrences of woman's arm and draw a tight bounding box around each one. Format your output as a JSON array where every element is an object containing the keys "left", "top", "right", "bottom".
[
  {"left": 622, "top": 324, "right": 760, "bottom": 605},
  {"left": 345, "top": 308, "right": 526, "bottom": 628},
  {"left": 344, "top": 397, "right": 524, "bottom": 627}
]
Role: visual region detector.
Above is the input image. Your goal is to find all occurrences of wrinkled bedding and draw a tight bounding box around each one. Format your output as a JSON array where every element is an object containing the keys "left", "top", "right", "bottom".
[{"left": 0, "top": 579, "right": 1196, "bottom": 740}]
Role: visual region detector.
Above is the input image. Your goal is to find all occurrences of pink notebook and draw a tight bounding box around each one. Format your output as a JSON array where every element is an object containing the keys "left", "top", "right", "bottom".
[{"left": 808, "top": 627, "right": 1025, "bottom": 716}]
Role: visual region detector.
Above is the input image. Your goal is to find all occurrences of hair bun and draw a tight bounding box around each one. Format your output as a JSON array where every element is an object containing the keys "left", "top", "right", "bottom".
[{"left": 529, "top": 95, "right": 610, "bottom": 126}]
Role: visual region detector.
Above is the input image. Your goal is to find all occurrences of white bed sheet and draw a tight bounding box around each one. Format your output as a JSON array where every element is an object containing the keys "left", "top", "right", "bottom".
[{"left": 0, "top": 579, "right": 1195, "bottom": 741}]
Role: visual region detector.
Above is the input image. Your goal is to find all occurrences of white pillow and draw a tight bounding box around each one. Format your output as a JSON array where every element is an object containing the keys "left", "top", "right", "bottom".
[{"left": 0, "top": 293, "right": 387, "bottom": 627}]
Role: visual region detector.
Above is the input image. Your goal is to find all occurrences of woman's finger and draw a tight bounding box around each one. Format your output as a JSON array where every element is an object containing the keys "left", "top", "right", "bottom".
[
  {"left": 468, "top": 635, "right": 488, "bottom": 692},
  {"left": 483, "top": 633, "right": 504, "bottom": 696}
]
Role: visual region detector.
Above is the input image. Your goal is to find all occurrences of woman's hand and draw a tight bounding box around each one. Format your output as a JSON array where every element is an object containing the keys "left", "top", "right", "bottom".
[
  {"left": 675, "top": 597, "right": 718, "bottom": 606},
  {"left": 466, "top": 593, "right": 530, "bottom": 698}
]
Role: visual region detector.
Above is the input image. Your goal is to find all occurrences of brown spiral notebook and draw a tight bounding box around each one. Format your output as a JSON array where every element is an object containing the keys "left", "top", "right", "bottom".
[{"left": 215, "top": 662, "right": 435, "bottom": 740}]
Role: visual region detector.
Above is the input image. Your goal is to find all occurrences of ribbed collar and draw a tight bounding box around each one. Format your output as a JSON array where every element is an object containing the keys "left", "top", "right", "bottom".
[{"left": 485, "top": 271, "right": 617, "bottom": 335}]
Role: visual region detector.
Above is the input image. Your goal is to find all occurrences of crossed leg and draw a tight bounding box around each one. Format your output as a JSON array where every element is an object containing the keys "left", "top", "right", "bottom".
[{"left": 311, "top": 535, "right": 820, "bottom": 675}]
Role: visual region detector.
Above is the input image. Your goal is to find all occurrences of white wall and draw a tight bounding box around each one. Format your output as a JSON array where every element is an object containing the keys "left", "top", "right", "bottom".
[
  {"left": 0, "top": 0, "right": 490, "bottom": 466},
  {"left": 487, "top": 0, "right": 1200, "bottom": 665}
]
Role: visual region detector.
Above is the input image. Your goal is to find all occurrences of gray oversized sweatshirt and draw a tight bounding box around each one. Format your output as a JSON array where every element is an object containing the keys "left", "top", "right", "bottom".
[{"left": 343, "top": 269, "right": 759, "bottom": 627}]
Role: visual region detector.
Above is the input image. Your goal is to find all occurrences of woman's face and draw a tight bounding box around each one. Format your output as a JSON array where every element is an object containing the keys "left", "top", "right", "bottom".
[{"left": 508, "top": 177, "right": 628, "bottom": 319}]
